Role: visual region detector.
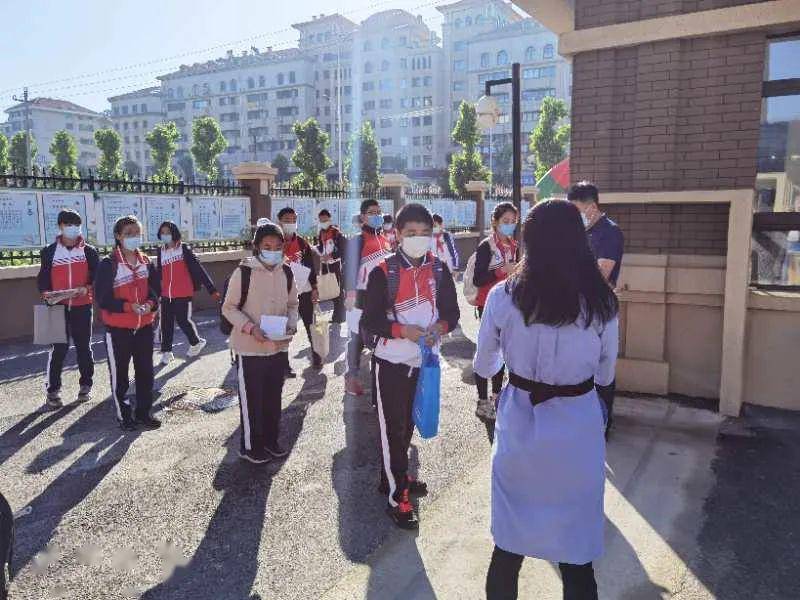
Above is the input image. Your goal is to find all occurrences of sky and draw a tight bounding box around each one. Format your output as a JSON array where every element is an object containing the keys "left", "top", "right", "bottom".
[{"left": 0, "top": 0, "right": 451, "bottom": 115}]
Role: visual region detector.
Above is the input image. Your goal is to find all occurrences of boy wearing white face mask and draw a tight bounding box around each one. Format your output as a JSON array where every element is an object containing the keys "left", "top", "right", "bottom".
[
  {"left": 277, "top": 207, "right": 320, "bottom": 372},
  {"left": 361, "top": 203, "right": 460, "bottom": 529},
  {"left": 37, "top": 209, "right": 99, "bottom": 409},
  {"left": 95, "top": 215, "right": 160, "bottom": 431}
]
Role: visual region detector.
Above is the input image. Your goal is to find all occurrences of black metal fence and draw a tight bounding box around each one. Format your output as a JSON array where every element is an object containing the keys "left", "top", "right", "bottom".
[{"left": 0, "top": 168, "right": 246, "bottom": 196}]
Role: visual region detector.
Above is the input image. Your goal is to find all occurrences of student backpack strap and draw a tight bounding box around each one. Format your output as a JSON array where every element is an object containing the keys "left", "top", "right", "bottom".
[
  {"left": 281, "top": 264, "right": 294, "bottom": 294},
  {"left": 238, "top": 266, "right": 252, "bottom": 309},
  {"left": 385, "top": 254, "right": 402, "bottom": 320}
]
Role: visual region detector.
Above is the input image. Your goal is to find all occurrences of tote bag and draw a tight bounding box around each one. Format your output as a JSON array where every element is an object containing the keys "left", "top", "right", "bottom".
[
  {"left": 310, "top": 308, "right": 330, "bottom": 360},
  {"left": 413, "top": 340, "right": 441, "bottom": 439},
  {"left": 33, "top": 304, "right": 67, "bottom": 345},
  {"left": 316, "top": 270, "right": 340, "bottom": 302}
]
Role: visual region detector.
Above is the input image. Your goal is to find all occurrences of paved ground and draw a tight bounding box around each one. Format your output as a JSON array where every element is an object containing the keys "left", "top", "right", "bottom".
[{"left": 1, "top": 291, "right": 798, "bottom": 599}]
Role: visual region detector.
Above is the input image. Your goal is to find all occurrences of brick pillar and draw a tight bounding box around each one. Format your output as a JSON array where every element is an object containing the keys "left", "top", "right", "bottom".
[
  {"left": 381, "top": 173, "right": 411, "bottom": 216},
  {"left": 231, "top": 162, "right": 277, "bottom": 225},
  {"left": 522, "top": 185, "right": 539, "bottom": 209},
  {"left": 466, "top": 180, "right": 489, "bottom": 236}
]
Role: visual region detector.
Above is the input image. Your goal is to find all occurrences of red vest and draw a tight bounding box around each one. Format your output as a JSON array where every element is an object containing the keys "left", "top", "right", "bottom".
[
  {"left": 476, "top": 234, "right": 518, "bottom": 307},
  {"left": 101, "top": 248, "right": 156, "bottom": 330},
  {"left": 160, "top": 244, "right": 194, "bottom": 299},
  {"left": 357, "top": 231, "right": 392, "bottom": 290},
  {"left": 50, "top": 236, "right": 92, "bottom": 307}
]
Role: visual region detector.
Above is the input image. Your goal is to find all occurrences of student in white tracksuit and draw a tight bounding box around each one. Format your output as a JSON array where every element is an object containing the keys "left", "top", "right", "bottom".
[{"left": 474, "top": 200, "right": 619, "bottom": 600}]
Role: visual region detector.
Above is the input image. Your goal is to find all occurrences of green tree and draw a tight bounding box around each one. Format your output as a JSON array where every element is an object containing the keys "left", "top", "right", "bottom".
[
  {"left": 449, "top": 101, "right": 489, "bottom": 195},
  {"left": 191, "top": 116, "right": 227, "bottom": 180},
  {"left": 94, "top": 128, "right": 124, "bottom": 179},
  {"left": 146, "top": 121, "right": 181, "bottom": 184},
  {"left": 291, "top": 118, "right": 332, "bottom": 188},
  {"left": 345, "top": 121, "right": 381, "bottom": 189},
  {"left": 49, "top": 130, "right": 79, "bottom": 178},
  {"left": 0, "top": 133, "right": 9, "bottom": 174},
  {"left": 493, "top": 145, "right": 513, "bottom": 186},
  {"left": 272, "top": 153, "right": 290, "bottom": 183},
  {"left": 9, "top": 131, "right": 37, "bottom": 172},
  {"left": 176, "top": 153, "right": 194, "bottom": 180},
  {"left": 529, "top": 96, "right": 570, "bottom": 182}
]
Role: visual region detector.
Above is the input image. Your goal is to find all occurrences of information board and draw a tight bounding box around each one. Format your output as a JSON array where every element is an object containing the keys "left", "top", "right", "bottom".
[
  {"left": 0, "top": 191, "right": 41, "bottom": 247},
  {"left": 339, "top": 199, "right": 363, "bottom": 235},
  {"left": 271, "top": 198, "right": 293, "bottom": 223},
  {"left": 292, "top": 198, "right": 316, "bottom": 237},
  {"left": 220, "top": 197, "right": 250, "bottom": 239},
  {"left": 191, "top": 196, "right": 221, "bottom": 240},
  {"left": 316, "top": 198, "right": 341, "bottom": 229},
  {"left": 42, "top": 193, "right": 88, "bottom": 244},
  {"left": 144, "top": 195, "right": 182, "bottom": 243},
  {"left": 100, "top": 194, "right": 143, "bottom": 244}
]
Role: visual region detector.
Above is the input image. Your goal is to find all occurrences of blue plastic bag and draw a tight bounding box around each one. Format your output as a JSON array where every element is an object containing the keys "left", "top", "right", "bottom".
[{"left": 413, "top": 339, "right": 441, "bottom": 439}]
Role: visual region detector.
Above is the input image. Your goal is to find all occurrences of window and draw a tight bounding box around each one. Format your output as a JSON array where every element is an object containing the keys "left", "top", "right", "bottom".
[
  {"left": 230, "top": 79, "right": 237, "bottom": 91},
  {"left": 380, "top": 99, "right": 392, "bottom": 109},
  {"left": 177, "top": 87, "right": 183, "bottom": 98},
  {"left": 379, "top": 79, "right": 392, "bottom": 91},
  {"left": 752, "top": 35, "right": 800, "bottom": 289},
  {"left": 276, "top": 106, "right": 298, "bottom": 116},
  {"left": 220, "top": 112, "right": 239, "bottom": 121},
  {"left": 276, "top": 89, "right": 298, "bottom": 99},
  {"left": 167, "top": 102, "right": 185, "bottom": 111},
  {"left": 363, "top": 100, "right": 375, "bottom": 111},
  {"left": 412, "top": 117, "right": 421, "bottom": 127},
  {"left": 522, "top": 88, "right": 556, "bottom": 102},
  {"left": 248, "top": 110, "right": 268, "bottom": 120},
  {"left": 424, "top": 76, "right": 432, "bottom": 87},
  {"left": 143, "top": 120, "right": 148, "bottom": 128},
  {"left": 399, "top": 117, "right": 409, "bottom": 127},
  {"left": 543, "top": 44, "right": 554, "bottom": 59},
  {"left": 480, "top": 53, "right": 490, "bottom": 68},
  {"left": 112, "top": 107, "right": 119, "bottom": 115},
  {"left": 423, "top": 135, "right": 433, "bottom": 145},
  {"left": 525, "top": 46, "right": 536, "bottom": 61},
  {"left": 192, "top": 99, "right": 209, "bottom": 109},
  {"left": 423, "top": 156, "right": 432, "bottom": 168},
  {"left": 289, "top": 71, "right": 296, "bottom": 83},
  {"left": 247, "top": 77, "right": 255, "bottom": 89},
  {"left": 381, "top": 38, "right": 390, "bottom": 49},
  {"left": 220, "top": 81, "right": 227, "bottom": 92},
  {"left": 413, "top": 156, "right": 422, "bottom": 168},
  {"left": 454, "top": 41, "right": 467, "bottom": 52},
  {"left": 219, "top": 97, "right": 228, "bottom": 106},
  {"left": 423, "top": 116, "right": 432, "bottom": 126},
  {"left": 452, "top": 81, "right": 465, "bottom": 92},
  {"left": 381, "top": 138, "right": 392, "bottom": 147},
  {"left": 140, "top": 103, "right": 147, "bottom": 113},
  {"left": 380, "top": 118, "right": 392, "bottom": 128},
  {"left": 454, "top": 18, "right": 462, "bottom": 28},
  {"left": 381, "top": 60, "right": 390, "bottom": 72},
  {"left": 465, "top": 16, "right": 472, "bottom": 26},
  {"left": 497, "top": 50, "right": 509, "bottom": 66},
  {"left": 363, "top": 81, "right": 375, "bottom": 91},
  {"left": 413, "top": 136, "right": 421, "bottom": 146},
  {"left": 412, "top": 77, "right": 422, "bottom": 88},
  {"left": 453, "top": 60, "right": 466, "bottom": 71},
  {"left": 122, "top": 106, "right": 129, "bottom": 115},
  {"left": 364, "top": 62, "right": 373, "bottom": 74},
  {"left": 277, "top": 73, "right": 285, "bottom": 85},
  {"left": 400, "top": 58, "right": 407, "bottom": 69},
  {"left": 259, "top": 75, "right": 266, "bottom": 87}
]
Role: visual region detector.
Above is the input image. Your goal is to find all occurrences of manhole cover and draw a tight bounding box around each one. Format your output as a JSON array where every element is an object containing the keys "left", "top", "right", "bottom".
[{"left": 162, "top": 387, "right": 238, "bottom": 413}]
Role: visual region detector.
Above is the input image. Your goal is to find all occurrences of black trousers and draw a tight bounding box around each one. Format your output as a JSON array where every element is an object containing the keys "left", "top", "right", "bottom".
[
  {"left": 321, "top": 261, "right": 346, "bottom": 323},
  {"left": 46, "top": 304, "right": 94, "bottom": 393},
  {"left": 298, "top": 291, "right": 321, "bottom": 364},
  {"left": 373, "top": 356, "right": 419, "bottom": 505},
  {"left": 105, "top": 325, "right": 154, "bottom": 422},
  {"left": 236, "top": 353, "right": 286, "bottom": 453},
  {"left": 475, "top": 305, "right": 505, "bottom": 400},
  {"left": 486, "top": 546, "right": 598, "bottom": 600},
  {"left": 160, "top": 297, "right": 200, "bottom": 352}
]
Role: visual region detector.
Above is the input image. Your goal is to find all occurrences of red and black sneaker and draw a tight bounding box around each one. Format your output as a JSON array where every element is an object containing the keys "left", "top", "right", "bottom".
[
  {"left": 387, "top": 489, "right": 418, "bottom": 530},
  {"left": 406, "top": 475, "right": 428, "bottom": 497}
]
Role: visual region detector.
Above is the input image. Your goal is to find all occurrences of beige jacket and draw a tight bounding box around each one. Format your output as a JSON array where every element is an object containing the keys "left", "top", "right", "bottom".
[{"left": 222, "top": 256, "right": 299, "bottom": 356}]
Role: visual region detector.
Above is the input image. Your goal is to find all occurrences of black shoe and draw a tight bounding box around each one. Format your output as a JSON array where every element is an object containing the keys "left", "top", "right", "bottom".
[
  {"left": 407, "top": 475, "right": 428, "bottom": 497},
  {"left": 285, "top": 368, "right": 297, "bottom": 379},
  {"left": 387, "top": 490, "right": 418, "bottom": 530},
  {"left": 238, "top": 449, "right": 271, "bottom": 464},
  {"left": 120, "top": 418, "right": 137, "bottom": 432},
  {"left": 136, "top": 416, "right": 162, "bottom": 430},
  {"left": 264, "top": 444, "right": 288, "bottom": 459}
]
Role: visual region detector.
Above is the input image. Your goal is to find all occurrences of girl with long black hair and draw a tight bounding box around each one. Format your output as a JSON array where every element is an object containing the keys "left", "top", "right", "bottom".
[{"left": 474, "top": 200, "right": 619, "bottom": 600}]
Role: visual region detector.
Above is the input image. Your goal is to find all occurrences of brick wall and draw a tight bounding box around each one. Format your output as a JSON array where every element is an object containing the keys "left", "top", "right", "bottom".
[
  {"left": 570, "top": 31, "right": 765, "bottom": 193},
  {"left": 575, "top": 0, "right": 771, "bottom": 29},
  {"left": 604, "top": 202, "right": 729, "bottom": 254}
]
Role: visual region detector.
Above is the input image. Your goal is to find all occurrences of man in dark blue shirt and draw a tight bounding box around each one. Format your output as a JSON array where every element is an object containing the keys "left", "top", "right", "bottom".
[{"left": 568, "top": 181, "right": 624, "bottom": 438}]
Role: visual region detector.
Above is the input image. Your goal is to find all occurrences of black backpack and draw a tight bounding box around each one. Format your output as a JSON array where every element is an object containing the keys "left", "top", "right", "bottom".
[
  {"left": 219, "top": 264, "right": 293, "bottom": 335},
  {"left": 360, "top": 254, "right": 444, "bottom": 350}
]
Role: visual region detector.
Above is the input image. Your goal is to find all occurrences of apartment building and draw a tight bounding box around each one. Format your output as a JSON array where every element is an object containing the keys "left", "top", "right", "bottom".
[
  {"left": 438, "top": 0, "right": 571, "bottom": 184},
  {"left": 2, "top": 97, "right": 110, "bottom": 169},
  {"left": 107, "top": 87, "right": 164, "bottom": 176}
]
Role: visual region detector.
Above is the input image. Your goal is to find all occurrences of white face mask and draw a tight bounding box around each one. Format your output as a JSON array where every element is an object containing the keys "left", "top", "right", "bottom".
[
  {"left": 401, "top": 236, "right": 431, "bottom": 259},
  {"left": 281, "top": 222, "right": 297, "bottom": 236},
  {"left": 318, "top": 221, "right": 331, "bottom": 230},
  {"left": 432, "top": 226, "right": 442, "bottom": 235},
  {"left": 61, "top": 225, "right": 81, "bottom": 240}
]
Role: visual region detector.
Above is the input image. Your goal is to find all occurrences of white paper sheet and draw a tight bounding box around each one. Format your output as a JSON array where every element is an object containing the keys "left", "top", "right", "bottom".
[
  {"left": 346, "top": 308, "right": 362, "bottom": 334},
  {"left": 260, "top": 315, "right": 288, "bottom": 340},
  {"left": 290, "top": 262, "right": 312, "bottom": 294}
]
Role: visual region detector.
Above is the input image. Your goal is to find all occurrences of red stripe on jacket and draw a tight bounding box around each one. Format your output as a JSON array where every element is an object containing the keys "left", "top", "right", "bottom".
[{"left": 51, "top": 236, "right": 92, "bottom": 306}]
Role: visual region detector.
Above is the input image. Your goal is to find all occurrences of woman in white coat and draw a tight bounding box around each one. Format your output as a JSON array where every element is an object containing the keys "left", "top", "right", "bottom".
[{"left": 474, "top": 199, "right": 619, "bottom": 600}]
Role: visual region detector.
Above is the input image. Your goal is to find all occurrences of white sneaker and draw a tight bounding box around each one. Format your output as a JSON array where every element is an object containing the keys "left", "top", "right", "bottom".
[
  {"left": 187, "top": 339, "right": 207, "bottom": 357},
  {"left": 160, "top": 351, "right": 174, "bottom": 365}
]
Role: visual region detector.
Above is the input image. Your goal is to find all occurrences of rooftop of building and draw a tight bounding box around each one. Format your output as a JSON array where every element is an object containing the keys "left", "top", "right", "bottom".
[
  {"left": 436, "top": 0, "right": 522, "bottom": 20},
  {"left": 107, "top": 86, "right": 162, "bottom": 103},
  {"left": 158, "top": 47, "right": 308, "bottom": 81},
  {"left": 5, "top": 97, "right": 102, "bottom": 116},
  {"left": 292, "top": 12, "right": 357, "bottom": 32},
  {"left": 469, "top": 17, "right": 548, "bottom": 42}
]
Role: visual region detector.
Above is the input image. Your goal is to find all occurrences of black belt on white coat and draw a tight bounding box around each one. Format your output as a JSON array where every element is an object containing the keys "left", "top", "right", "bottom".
[{"left": 508, "top": 372, "right": 595, "bottom": 407}]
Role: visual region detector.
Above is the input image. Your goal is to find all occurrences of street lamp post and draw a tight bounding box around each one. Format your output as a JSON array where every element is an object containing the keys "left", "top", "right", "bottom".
[{"left": 476, "top": 62, "right": 522, "bottom": 219}]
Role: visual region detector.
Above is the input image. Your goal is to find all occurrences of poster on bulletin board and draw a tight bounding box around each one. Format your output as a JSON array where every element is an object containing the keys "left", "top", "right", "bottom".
[
  {"left": 291, "top": 197, "right": 316, "bottom": 237},
  {"left": 0, "top": 191, "right": 41, "bottom": 247},
  {"left": 220, "top": 197, "right": 250, "bottom": 239},
  {"left": 339, "top": 199, "right": 362, "bottom": 235},
  {"left": 191, "top": 196, "right": 222, "bottom": 240},
  {"left": 144, "top": 195, "right": 182, "bottom": 243},
  {"left": 42, "top": 193, "right": 89, "bottom": 244},
  {"left": 100, "top": 194, "right": 143, "bottom": 244}
]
